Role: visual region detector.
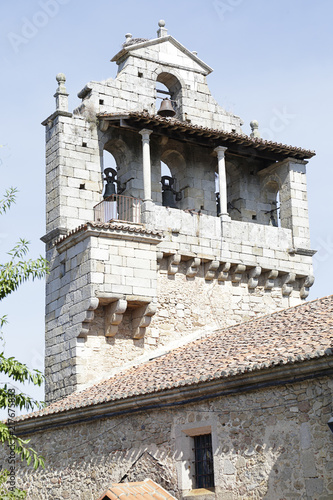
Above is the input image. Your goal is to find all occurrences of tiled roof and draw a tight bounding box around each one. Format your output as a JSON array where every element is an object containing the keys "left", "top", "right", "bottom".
[
  {"left": 97, "top": 479, "right": 176, "bottom": 500},
  {"left": 18, "top": 295, "right": 333, "bottom": 421},
  {"left": 98, "top": 111, "right": 315, "bottom": 160},
  {"left": 55, "top": 221, "right": 162, "bottom": 246}
]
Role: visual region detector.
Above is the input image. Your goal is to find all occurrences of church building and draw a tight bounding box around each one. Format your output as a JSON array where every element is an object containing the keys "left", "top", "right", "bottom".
[{"left": 9, "top": 21, "right": 333, "bottom": 499}]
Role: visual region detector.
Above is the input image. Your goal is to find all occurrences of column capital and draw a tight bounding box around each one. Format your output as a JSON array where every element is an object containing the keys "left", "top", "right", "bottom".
[
  {"left": 139, "top": 129, "right": 153, "bottom": 139},
  {"left": 214, "top": 146, "right": 228, "bottom": 158}
]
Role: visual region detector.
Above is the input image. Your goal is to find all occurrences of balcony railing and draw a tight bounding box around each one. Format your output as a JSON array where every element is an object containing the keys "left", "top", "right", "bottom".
[{"left": 94, "top": 194, "right": 142, "bottom": 224}]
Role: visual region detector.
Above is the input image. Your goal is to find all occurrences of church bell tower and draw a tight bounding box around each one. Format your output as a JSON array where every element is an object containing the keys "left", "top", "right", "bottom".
[{"left": 41, "top": 21, "right": 315, "bottom": 404}]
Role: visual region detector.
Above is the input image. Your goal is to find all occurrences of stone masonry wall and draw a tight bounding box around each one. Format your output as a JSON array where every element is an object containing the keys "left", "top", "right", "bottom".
[
  {"left": 45, "top": 112, "right": 102, "bottom": 235},
  {"left": 78, "top": 35, "right": 243, "bottom": 133},
  {"left": 45, "top": 226, "right": 160, "bottom": 404},
  {"left": 47, "top": 204, "right": 314, "bottom": 396},
  {"left": 78, "top": 266, "right": 303, "bottom": 391},
  {"left": 11, "top": 376, "right": 333, "bottom": 499}
]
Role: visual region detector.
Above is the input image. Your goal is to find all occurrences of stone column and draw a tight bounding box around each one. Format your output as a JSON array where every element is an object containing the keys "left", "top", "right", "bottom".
[
  {"left": 215, "top": 146, "right": 228, "bottom": 215},
  {"left": 139, "top": 129, "right": 153, "bottom": 201}
]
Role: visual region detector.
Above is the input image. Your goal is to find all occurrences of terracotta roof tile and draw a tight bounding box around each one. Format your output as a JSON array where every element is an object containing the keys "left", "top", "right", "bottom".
[
  {"left": 54, "top": 221, "right": 162, "bottom": 246},
  {"left": 97, "top": 480, "right": 176, "bottom": 500},
  {"left": 98, "top": 111, "right": 315, "bottom": 160},
  {"left": 17, "top": 295, "right": 333, "bottom": 422}
]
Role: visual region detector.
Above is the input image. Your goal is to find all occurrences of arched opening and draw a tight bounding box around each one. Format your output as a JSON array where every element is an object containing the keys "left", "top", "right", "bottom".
[
  {"left": 264, "top": 180, "right": 281, "bottom": 227},
  {"left": 160, "top": 151, "right": 185, "bottom": 209},
  {"left": 214, "top": 172, "right": 220, "bottom": 216},
  {"left": 156, "top": 72, "right": 182, "bottom": 118},
  {"left": 98, "top": 145, "right": 140, "bottom": 224},
  {"left": 161, "top": 161, "right": 171, "bottom": 177},
  {"left": 103, "top": 150, "right": 118, "bottom": 196}
]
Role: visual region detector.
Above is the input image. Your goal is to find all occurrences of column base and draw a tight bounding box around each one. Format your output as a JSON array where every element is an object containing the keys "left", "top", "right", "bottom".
[{"left": 219, "top": 213, "right": 231, "bottom": 222}]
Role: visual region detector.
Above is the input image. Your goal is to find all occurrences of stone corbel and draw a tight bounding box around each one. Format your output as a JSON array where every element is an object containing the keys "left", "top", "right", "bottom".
[
  {"left": 99, "top": 119, "right": 109, "bottom": 132},
  {"left": 282, "top": 273, "right": 296, "bottom": 296},
  {"left": 80, "top": 297, "right": 99, "bottom": 337},
  {"left": 300, "top": 275, "right": 315, "bottom": 299},
  {"left": 248, "top": 266, "right": 262, "bottom": 289},
  {"left": 205, "top": 260, "right": 220, "bottom": 281},
  {"left": 105, "top": 299, "right": 128, "bottom": 337},
  {"left": 186, "top": 258, "right": 201, "bottom": 278},
  {"left": 217, "top": 262, "right": 231, "bottom": 281},
  {"left": 132, "top": 303, "right": 157, "bottom": 339},
  {"left": 231, "top": 264, "right": 246, "bottom": 283},
  {"left": 168, "top": 254, "right": 181, "bottom": 275},
  {"left": 156, "top": 251, "right": 164, "bottom": 267},
  {"left": 264, "top": 270, "right": 278, "bottom": 290}
]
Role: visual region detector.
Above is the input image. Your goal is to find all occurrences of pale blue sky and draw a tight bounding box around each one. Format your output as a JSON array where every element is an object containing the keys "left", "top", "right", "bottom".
[{"left": 1, "top": 0, "right": 332, "bottom": 408}]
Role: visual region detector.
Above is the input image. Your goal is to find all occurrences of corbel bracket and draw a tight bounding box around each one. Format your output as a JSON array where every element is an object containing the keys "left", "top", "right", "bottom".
[
  {"left": 217, "top": 262, "right": 231, "bottom": 281},
  {"left": 168, "top": 253, "right": 181, "bottom": 275},
  {"left": 248, "top": 266, "right": 262, "bottom": 289},
  {"left": 99, "top": 119, "right": 109, "bottom": 132},
  {"left": 80, "top": 297, "right": 99, "bottom": 337},
  {"left": 132, "top": 303, "right": 157, "bottom": 339},
  {"left": 282, "top": 272, "right": 296, "bottom": 296},
  {"left": 231, "top": 264, "right": 246, "bottom": 283},
  {"left": 186, "top": 258, "right": 201, "bottom": 278},
  {"left": 300, "top": 275, "right": 315, "bottom": 299},
  {"left": 105, "top": 299, "right": 128, "bottom": 337},
  {"left": 205, "top": 260, "right": 220, "bottom": 281},
  {"left": 264, "top": 269, "right": 278, "bottom": 290}
]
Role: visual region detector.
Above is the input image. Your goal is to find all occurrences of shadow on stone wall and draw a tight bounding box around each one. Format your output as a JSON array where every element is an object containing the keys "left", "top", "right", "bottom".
[{"left": 120, "top": 451, "right": 179, "bottom": 498}]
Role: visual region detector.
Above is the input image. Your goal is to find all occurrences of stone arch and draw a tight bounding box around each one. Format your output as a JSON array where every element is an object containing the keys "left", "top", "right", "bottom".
[
  {"left": 160, "top": 149, "right": 186, "bottom": 209},
  {"left": 261, "top": 174, "right": 282, "bottom": 227},
  {"left": 103, "top": 138, "right": 131, "bottom": 170},
  {"left": 155, "top": 70, "right": 184, "bottom": 119},
  {"left": 102, "top": 138, "right": 135, "bottom": 196},
  {"left": 224, "top": 159, "right": 243, "bottom": 221}
]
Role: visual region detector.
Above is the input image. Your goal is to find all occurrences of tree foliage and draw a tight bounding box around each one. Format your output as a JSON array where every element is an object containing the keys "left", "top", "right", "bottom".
[
  {"left": 0, "top": 470, "right": 26, "bottom": 499},
  {"left": 0, "top": 186, "right": 48, "bottom": 493}
]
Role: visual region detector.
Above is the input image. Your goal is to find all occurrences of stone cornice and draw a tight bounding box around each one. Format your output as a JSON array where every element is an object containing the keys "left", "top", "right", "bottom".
[
  {"left": 41, "top": 110, "right": 72, "bottom": 126},
  {"left": 55, "top": 222, "right": 162, "bottom": 253}
]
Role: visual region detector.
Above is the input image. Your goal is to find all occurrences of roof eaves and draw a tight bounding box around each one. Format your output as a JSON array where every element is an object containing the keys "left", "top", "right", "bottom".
[
  {"left": 14, "top": 354, "right": 333, "bottom": 435},
  {"left": 98, "top": 112, "right": 315, "bottom": 160}
]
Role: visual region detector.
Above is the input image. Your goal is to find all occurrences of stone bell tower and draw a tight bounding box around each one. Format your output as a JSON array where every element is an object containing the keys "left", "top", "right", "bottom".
[{"left": 41, "top": 21, "right": 316, "bottom": 404}]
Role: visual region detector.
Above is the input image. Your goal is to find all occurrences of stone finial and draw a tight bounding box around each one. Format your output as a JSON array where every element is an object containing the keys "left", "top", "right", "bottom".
[
  {"left": 250, "top": 120, "right": 260, "bottom": 139},
  {"left": 125, "top": 33, "right": 132, "bottom": 43},
  {"left": 54, "top": 73, "right": 68, "bottom": 112},
  {"left": 56, "top": 73, "right": 66, "bottom": 91},
  {"left": 157, "top": 19, "right": 168, "bottom": 38}
]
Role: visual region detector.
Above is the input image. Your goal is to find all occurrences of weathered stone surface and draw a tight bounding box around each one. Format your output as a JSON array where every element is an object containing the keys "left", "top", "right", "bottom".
[{"left": 3, "top": 378, "right": 332, "bottom": 499}]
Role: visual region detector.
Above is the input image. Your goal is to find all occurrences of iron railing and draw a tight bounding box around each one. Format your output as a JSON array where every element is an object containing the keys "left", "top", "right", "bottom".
[{"left": 94, "top": 194, "right": 142, "bottom": 224}]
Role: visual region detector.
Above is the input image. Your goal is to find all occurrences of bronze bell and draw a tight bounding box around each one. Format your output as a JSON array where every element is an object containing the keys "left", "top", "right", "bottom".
[
  {"left": 161, "top": 175, "right": 178, "bottom": 208},
  {"left": 103, "top": 167, "right": 117, "bottom": 199},
  {"left": 157, "top": 98, "right": 176, "bottom": 117}
]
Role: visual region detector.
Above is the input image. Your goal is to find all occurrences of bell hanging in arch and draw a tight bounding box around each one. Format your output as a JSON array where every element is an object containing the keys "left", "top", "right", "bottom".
[
  {"left": 103, "top": 167, "right": 117, "bottom": 199},
  {"left": 157, "top": 98, "right": 176, "bottom": 118},
  {"left": 161, "top": 175, "right": 178, "bottom": 208}
]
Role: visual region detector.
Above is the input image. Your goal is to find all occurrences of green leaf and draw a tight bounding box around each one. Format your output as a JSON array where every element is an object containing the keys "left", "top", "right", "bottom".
[{"left": 0, "top": 187, "right": 48, "bottom": 471}]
